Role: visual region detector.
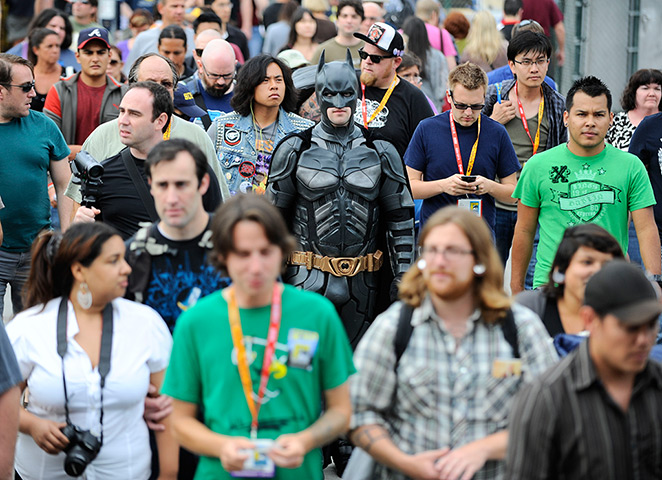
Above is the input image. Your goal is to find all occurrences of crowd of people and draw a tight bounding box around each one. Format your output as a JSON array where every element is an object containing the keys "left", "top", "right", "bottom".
[{"left": 1, "top": 0, "right": 662, "bottom": 479}]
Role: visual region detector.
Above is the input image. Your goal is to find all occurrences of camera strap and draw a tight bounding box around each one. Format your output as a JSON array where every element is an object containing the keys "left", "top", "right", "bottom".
[{"left": 57, "top": 297, "right": 114, "bottom": 445}]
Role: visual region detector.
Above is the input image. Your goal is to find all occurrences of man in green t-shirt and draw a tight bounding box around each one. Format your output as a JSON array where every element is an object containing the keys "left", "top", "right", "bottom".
[
  {"left": 162, "top": 194, "right": 355, "bottom": 479},
  {"left": 511, "top": 76, "right": 661, "bottom": 292}
]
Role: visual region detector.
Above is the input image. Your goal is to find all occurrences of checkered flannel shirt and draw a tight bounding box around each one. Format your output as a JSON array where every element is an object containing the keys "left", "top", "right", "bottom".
[{"left": 350, "top": 297, "right": 559, "bottom": 480}]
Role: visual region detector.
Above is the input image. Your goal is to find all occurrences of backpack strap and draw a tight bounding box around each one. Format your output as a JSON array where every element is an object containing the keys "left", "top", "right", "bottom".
[
  {"left": 394, "top": 302, "right": 415, "bottom": 366},
  {"left": 501, "top": 308, "right": 521, "bottom": 358}
]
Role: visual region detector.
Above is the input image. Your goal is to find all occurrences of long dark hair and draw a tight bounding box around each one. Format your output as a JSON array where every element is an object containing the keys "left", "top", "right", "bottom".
[
  {"left": 230, "top": 54, "right": 298, "bottom": 115},
  {"left": 28, "top": 28, "right": 59, "bottom": 66},
  {"left": 287, "top": 7, "right": 316, "bottom": 48},
  {"left": 28, "top": 8, "right": 73, "bottom": 51},
  {"left": 401, "top": 16, "right": 430, "bottom": 78},
  {"left": 23, "top": 223, "right": 120, "bottom": 309},
  {"left": 543, "top": 224, "right": 624, "bottom": 299}
]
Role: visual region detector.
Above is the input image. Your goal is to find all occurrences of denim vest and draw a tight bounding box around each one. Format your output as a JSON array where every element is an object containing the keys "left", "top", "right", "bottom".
[{"left": 211, "top": 109, "right": 313, "bottom": 195}]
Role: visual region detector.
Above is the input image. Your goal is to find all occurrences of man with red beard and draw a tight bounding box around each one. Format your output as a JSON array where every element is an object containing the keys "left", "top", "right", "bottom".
[
  {"left": 349, "top": 207, "right": 557, "bottom": 480},
  {"left": 352, "top": 22, "right": 433, "bottom": 159}
]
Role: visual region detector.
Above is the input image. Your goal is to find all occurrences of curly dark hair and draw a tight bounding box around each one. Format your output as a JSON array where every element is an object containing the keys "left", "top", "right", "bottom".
[
  {"left": 230, "top": 54, "right": 298, "bottom": 116},
  {"left": 620, "top": 68, "right": 662, "bottom": 112}
]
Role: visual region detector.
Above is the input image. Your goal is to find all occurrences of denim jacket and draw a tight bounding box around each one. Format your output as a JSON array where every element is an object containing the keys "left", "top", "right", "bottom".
[{"left": 208, "top": 108, "right": 313, "bottom": 196}]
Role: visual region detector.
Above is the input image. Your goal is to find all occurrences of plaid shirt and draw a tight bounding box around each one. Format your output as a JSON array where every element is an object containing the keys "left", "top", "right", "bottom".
[{"left": 350, "top": 297, "right": 558, "bottom": 480}]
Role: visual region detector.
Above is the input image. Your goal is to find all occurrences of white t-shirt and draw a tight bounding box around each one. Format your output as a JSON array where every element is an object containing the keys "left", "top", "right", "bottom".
[{"left": 7, "top": 297, "right": 172, "bottom": 480}]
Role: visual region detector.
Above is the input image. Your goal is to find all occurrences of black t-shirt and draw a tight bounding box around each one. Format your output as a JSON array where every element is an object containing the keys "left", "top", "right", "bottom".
[
  {"left": 355, "top": 78, "right": 435, "bottom": 158},
  {"left": 97, "top": 148, "right": 222, "bottom": 240},
  {"left": 142, "top": 221, "right": 230, "bottom": 332}
]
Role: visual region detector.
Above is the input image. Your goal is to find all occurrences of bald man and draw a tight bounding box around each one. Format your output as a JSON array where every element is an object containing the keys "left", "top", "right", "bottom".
[
  {"left": 185, "top": 38, "right": 237, "bottom": 129},
  {"left": 182, "top": 28, "right": 223, "bottom": 79}
]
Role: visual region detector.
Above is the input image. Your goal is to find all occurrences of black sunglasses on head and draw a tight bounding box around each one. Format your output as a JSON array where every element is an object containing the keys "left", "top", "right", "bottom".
[
  {"left": 3, "top": 81, "right": 35, "bottom": 93},
  {"left": 358, "top": 48, "right": 395, "bottom": 64}
]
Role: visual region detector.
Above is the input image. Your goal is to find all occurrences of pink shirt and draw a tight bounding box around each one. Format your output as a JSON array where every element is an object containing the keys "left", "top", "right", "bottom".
[{"left": 425, "top": 23, "right": 457, "bottom": 57}]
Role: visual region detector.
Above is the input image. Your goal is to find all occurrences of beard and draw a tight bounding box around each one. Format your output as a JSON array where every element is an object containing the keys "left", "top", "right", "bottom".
[
  {"left": 425, "top": 270, "right": 475, "bottom": 302},
  {"left": 203, "top": 78, "right": 232, "bottom": 98},
  {"left": 360, "top": 71, "right": 377, "bottom": 87}
]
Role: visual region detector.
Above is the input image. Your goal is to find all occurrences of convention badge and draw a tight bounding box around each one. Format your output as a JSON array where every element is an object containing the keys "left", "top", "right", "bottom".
[
  {"left": 231, "top": 439, "right": 275, "bottom": 478},
  {"left": 239, "top": 161, "right": 256, "bottom": 178},
  {"left": 287, "top": 328, "right": 319, "bottom": 370},
  {"left": 224, "top": 127, "right": 241, "bottom": 146},
  {"left": 208, "top": 110, "right": 222, "bottom": 122},
  {"left": 457, "top": 198, "right": 482, "bottom": 217},
  {"left": 239, "top": 181, "right": 253, "bottom": 194},
  {"left": 491, "top": 358, "right": 522, "bottom": 379}
]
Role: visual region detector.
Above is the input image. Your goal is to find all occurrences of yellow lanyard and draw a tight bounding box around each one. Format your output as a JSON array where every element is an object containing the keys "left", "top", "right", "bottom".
[
  {"left": 361, "top": 74, "right": 398, "bottom": 128},
  {"left": 162, "top": 119, "right": 172, "bottom": 141}
]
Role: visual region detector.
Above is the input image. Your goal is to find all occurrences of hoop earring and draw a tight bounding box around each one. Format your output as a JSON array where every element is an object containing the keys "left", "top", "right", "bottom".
[
  {"left": 417, "top": 258, "right": 427, "bottom": 270},
  {"left": 473, "top": 264, "right": 486, "bottom": 275},
  {"left": 77, "top": 282, "right": 93, "bottom": 310}
]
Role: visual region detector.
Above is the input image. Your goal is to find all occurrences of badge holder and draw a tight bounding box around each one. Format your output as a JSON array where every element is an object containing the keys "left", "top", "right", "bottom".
[
  {"left": 231, "top": 439, "right": 275, "bottom": 478},
  {"left": 457, "top": 198, "right": 482, "bottom": 217}
]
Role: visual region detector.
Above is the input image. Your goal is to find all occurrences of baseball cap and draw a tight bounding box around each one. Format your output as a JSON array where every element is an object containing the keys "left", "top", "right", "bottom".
[
  {"left": 584, "top": 260, "right": 662, "bottom": 326},
  {"left": 173, "top": 83, "right": 207, "bottom": 119},
  {"left": 78, "top": 27, "right": 111, "bottom": 50},
  {"left": 354, "top": 22, "right": 404, "bottom": 57},
  {"left": 277, "top": 49, "right": 310, "bottom": 70}
]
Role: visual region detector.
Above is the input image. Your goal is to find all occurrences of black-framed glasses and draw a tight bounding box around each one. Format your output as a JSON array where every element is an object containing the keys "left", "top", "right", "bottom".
[
  {"left": 109, "top": 59, "right": 120, "bottom": 66},
  {"left": 421, "top": 246, "right": 474, "bottom": 261},
  {"left": 195, "top": 48, "right": 204, "bottom": 57},
  {"left": 512, "top": 57, "right": 550, "bottom": 68},
  {"left": 2, "top": 81, "right": 35, "bottom": 93},
  {"left": 201, "top": 62, "right": 235, "bottom": 81},
  {"left": 358, "top": 48, "right": 395, "bottom": 64},
  {"left": 448, "top": 91, "right": 484, "bottom": 111}
]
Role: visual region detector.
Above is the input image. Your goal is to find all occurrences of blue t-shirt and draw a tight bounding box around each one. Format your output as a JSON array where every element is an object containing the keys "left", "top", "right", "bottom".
[
  {"left": 0, "top": 111, "right": 70, "bottom": 252},
  {"left": 199, "top": 81, "right": 234, "bottom": 123},
  {"left": 404, "top": 111, "right": 521, "bottom": 231}
]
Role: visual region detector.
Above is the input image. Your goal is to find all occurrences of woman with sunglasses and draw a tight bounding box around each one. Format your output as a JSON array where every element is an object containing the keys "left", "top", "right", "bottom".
[
  {"left": 6, "top": 9, "right": 79, "bottom": 74},
  {"left": 6, "top": 223, "right": 176, "bottom": 480},
  {"left": 28, "top": 28, "right": 66, "bottom": 112},
  {"left": 107, "top": 45, "right": 127, "bottom": 84}
]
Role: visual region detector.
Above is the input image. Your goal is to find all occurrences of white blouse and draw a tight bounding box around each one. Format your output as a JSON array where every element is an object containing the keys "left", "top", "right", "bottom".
[{"left": 7, "top": 297, "right": 172, "bottom": 480}]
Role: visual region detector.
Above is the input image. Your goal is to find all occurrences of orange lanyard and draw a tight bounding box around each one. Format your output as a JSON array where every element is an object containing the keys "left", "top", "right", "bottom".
[
  {"left": 515, "top": 83, "right": 544, "bottom": 155},
  {"left": 449, "top": 112, "right": 481, "bottom": 175},
  {"left": 228, "top": 284, "right": 282, "bottom": 440},
  {"left": 361, "top": 74, "right": 398, "bottom": 128}
]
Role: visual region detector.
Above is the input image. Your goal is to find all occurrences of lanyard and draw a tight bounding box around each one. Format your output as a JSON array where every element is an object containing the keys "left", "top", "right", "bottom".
[
  {"left": 449, "top": 112, "right": 481, "bottom": 175},
  {"left": 162, "top": 119, "right": 172, "bottom": 141},
  {"left": 515, "top": 83, "right": 544, "bottom": 156},
  {"left": 228, "top": 284, "right": 282, "bottom": 440},
  {"left": 361, "top": 74, "right": 398, "bottom": 128}
]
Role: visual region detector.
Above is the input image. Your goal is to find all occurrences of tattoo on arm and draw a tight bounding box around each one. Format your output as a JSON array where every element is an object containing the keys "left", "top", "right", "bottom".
[{"left": 354, "top": 426, "right": 390, "bottom": 453}]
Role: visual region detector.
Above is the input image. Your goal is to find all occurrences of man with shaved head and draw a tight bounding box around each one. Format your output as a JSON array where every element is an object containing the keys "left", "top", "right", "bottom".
[{"left": 185, "top": 38, "right": 237, "bottom": 129}]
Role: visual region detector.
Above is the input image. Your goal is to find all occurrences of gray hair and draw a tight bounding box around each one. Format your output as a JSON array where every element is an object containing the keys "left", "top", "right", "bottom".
[{"left": 128, "top": 52, "right": 179, "bottom": 85}]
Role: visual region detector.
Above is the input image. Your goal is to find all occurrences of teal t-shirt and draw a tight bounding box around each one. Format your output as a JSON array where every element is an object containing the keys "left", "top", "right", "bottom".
[
  {"left": 0, "top": 111, "right": 69, "bottom": 252},
  {"left": 513, "top": 143, "right": 655, "bottom": 287},
  {"left": 162, "top": 284, "right": 356, "bottom": 480}
]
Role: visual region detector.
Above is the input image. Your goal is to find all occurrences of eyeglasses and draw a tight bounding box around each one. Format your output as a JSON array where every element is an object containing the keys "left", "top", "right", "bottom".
[
  {"left": 2, "top": 81, "right": 35, "bottom": 93},
  {"left": 109, "top": 59, "right": 120, "bottom": 66},
  {"left": 512, "top": 57, "right": 550, "bottom": 68},
  {"left": 421, "top": 246, "right": 474, "bottom": 261},
  {"left": 201, "top": 62, "right": 235, "bottom": 81},
  {"left": 400, "top": 73, "right": 421, "bottom": 83},
  {"left": 215, "top": 1, "right": 233, "bottom": 8},
  {"left": 195, "top": 48, "right": 204, "bottom": 57},
  {"left": 69, "top": 0, "right": 90, "bottom": 4},
  {"left": 358, "top": 48, "right": 395, "bottom": 64},
  {"left": 448, "top": 91, "right": 484, "bottom": 111}
]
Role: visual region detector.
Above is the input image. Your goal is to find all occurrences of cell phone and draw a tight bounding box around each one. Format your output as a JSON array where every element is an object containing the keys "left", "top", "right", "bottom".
[{"left": 461, "top": 175, "right": 476, "bottom": 183}]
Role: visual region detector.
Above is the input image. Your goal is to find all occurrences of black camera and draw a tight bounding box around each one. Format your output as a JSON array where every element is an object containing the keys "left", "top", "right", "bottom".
[
  {"left": 60, "top": 423, "right": 102, "bottom": 477},
  {"left": 71, "top": 150, "right": 104, "bottom": 208}
]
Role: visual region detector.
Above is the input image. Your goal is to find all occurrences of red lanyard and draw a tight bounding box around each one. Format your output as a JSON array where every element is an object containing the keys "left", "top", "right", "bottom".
[
  {"left": 515, "top": 83, "right": 545, "bottom": 156},
  {"left": 449, "top": 111, "right": 481, "bottom": 175},
  {"left": 228, "top": 283, "right": 282, "bottom": 439},
  {"left": 361, "top": 74, "right": 398, "bottom": 128}
]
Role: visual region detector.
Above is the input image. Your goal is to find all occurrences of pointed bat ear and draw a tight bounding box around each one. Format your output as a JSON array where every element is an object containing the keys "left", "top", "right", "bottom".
[
  {"left": 345, "top": 48, "right": 353, "bottom": 67},
  {"left": 317, "top": 50, "right": 326, "bottom": 74}
]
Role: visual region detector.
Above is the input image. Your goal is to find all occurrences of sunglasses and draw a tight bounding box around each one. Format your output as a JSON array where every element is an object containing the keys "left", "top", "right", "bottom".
[
  {"left": 358, "top": 48, "right": 395, "bottom": 64},
  {"left": 195, "top": 48, "right": 204, "bottom": 57},
  {"left": 109, "top": 59, "right": 120, "bottom": 66},
  {"left": 448, "top": 91, "right": 484, "bottom": 111},
  {"left": 3, "top": 81, "right": 35, "bottom": 93}
]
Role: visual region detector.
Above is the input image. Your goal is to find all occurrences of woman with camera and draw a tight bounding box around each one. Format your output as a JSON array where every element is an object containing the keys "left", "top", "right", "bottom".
[{"left": 6, "top": 222, "right": 174, "bottom": 479}]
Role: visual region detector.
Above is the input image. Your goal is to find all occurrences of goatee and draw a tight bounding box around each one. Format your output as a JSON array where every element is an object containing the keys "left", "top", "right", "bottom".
[{"left": 360, "top": 71, "right": 376, "bottom": 87}]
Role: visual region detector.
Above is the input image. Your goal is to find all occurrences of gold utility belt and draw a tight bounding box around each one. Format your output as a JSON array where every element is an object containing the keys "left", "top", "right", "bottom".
[{"left": 288, "top": 250, "right": 383, "bottom": 277}]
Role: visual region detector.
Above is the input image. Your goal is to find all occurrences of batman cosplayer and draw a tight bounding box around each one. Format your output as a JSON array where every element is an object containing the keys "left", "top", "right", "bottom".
[{"left": 267, "top": 50, "right": 415, "bottom": 348}]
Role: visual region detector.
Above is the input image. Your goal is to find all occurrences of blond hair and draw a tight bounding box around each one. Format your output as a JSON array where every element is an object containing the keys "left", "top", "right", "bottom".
[
  {"left": 398, "top": 207, "right": 510, "bottom": 324},
  {"left": 463, "top": 10, "right": 505, "bottom": 66},
  {"left": 447, "top": 61, "right": 487, "bottom": 92},
  {"left": 415, "top": 0, "right": 440, "bottom": 23}
]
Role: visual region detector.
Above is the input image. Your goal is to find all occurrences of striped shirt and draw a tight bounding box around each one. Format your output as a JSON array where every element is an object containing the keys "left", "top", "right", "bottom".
[
  {"left": 350, "top": 297, "right": 558, "bottom": 480},
  {"left": 506, "top": 339, "right": 662, "bottom": 479}
]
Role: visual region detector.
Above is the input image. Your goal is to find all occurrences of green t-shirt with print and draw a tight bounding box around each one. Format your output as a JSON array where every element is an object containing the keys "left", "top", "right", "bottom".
[
  {"left": 162, "top": 283, "right": 356, "bottom": 480},
  {"left": 513, "top": 143, "right": 655, "bottom": 288}
]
